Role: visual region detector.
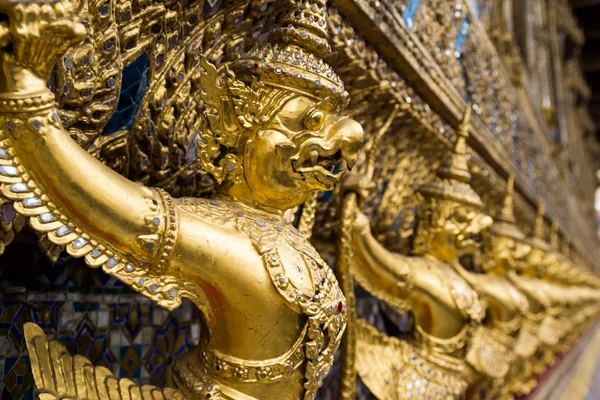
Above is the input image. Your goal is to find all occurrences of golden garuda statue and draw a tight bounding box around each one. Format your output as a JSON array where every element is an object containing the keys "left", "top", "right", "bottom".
[
  {"left": 0, "top": 0, "right": 364, "bottom": 398},
  {"left": 472, "top": 180, "right": 539, "bottom": 399},
  {"left": 462, "top": 175, "right": 531, "bottom": 398},
  {"left": 340, "top": 108, "right": 495, "bottom": 400}
]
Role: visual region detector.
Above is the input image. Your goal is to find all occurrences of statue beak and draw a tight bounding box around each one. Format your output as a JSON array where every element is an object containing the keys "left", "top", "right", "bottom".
[{"left": 334, "top": 117, "right": 363, "bottom": 171}]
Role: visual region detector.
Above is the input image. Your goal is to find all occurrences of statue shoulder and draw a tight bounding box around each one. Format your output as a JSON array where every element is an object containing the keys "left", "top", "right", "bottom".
[{"left": 175, "top": 197, "right": 240, "bottom": 227}]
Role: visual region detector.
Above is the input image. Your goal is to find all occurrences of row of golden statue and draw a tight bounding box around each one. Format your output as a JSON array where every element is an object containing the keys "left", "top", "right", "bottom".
[{"left": 0, "top": 0, "right": 596, "bottom": 399}]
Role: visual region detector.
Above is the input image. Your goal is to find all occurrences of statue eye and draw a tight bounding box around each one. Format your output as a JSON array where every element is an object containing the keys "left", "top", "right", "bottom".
[{"left": 304, "top": 110, "right": 325, "bottom": 131}]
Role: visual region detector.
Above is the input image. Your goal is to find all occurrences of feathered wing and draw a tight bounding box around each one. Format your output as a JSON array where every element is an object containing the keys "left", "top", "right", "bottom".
[
  {"left": 356, "top": 320, "right": 469, "bottom": 400},
  {"left": 354, "top": 320, "right": 403, "bottom": 400},
  {"left": 24, "top": 323, "right": 187, "bottom": 400}
]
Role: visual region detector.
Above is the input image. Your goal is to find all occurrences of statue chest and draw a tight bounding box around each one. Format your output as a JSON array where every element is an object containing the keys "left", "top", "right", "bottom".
[
  {"left": 176, "top": 197, "right": 343, "bottom": 314},
  {"left": 476, "top": 276, "right": 527, "bottom": 328},
  {"left": 176, "top": 198, "right": 347, "bottom": 398},
  {"left": 415, "top": 257, "right": 485, "bottom": 324}
]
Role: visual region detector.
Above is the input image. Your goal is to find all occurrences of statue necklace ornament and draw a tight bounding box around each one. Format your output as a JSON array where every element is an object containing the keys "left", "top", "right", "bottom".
[{"left": 0, "top": 0, "right": 364, "bottom": 399}]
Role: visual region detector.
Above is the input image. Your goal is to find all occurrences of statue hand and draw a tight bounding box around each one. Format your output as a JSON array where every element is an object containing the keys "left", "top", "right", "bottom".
[
  {"left": 353, "top": 211, "right": 371, "bottom": 235},
  {"left": 341, "top": 172, "right": 376, "bottom": 203},
  {"left": 0, "top": 0, "right": 85, "bottom": 94}
]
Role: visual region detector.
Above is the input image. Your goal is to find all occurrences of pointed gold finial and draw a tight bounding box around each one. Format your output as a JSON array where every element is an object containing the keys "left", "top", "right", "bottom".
[
  {"left": 418, "top": 105, "right": 482, "bottom": 207},
  {"left": 529, "top": 201, "right": 550, "bottom": 251},
  {"left": 459, "top": 105, "right": 471, "bottom": 136},
  {"left": 491, "top": 174, "right": 526, "bottom": 240},
  {"left": 561, "top": 237, "right": 571, "bottom": 257},
  {"left": 533, "top": 201, "right": 546, "bottom": 240},
  {"left": 497, "top": 175, "right": 516, "bottom": 224},
  {"left": 438, "top": 105, "right": 472, "bottom": 183},
  {"left": 550, "top": 221, "right": 559, "bottom": 249}
]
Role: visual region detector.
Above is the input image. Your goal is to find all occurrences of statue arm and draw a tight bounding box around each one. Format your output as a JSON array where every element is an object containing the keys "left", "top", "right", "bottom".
[
  {"left": 451, "top": 261, "right": 476, "bottom": 284},
  {"left": 0, "top": 2, "right": 162, "bottom": 256},
  {"left": 2, "top": 98, "right": 165, "bottom": 257},
  {"left": 0, "top": 0, "right": 205, "bottom": 310},
  {"left": 351, "top": 212, "right": 412, "bottom": 295}
]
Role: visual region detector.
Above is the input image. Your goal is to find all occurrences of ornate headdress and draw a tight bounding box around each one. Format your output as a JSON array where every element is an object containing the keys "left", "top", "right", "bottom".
[
  {"left": 491, "top": 175, "right": 525, "bottom": 241},
  {"left": 412, "top": 107, "right": 489, "bottom": 258},
  {"left": 418, "top": 106, "right": 483, "bottom": 208},
  {"left": 229, "top": 0, "right": 348, "bottom": 106}
]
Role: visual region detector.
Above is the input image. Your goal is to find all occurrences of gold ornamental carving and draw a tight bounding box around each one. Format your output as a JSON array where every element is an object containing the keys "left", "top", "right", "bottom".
[
  {"left": 0, "top": 0, "right": 597, "bottom": 399},
  {"left": 0, "top": 0, "right": 364, "bottom": 398}
]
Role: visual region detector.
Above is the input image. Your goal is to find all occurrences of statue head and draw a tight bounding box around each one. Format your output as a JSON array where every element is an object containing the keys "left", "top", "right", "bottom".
[
  {"left": 197, "top": 1, "right": 363, "bottom": 211},
  {"left": 413, "top": 107, "right": 493, "bottom": 262},
  {"left": 481, "top": 176, "right": 531, "bottom": 274}
]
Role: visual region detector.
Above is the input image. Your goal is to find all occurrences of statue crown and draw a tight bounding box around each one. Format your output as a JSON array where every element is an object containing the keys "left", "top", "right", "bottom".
[
  {"left": 418, "top": 106, "right": 483, "bottom": 208},
  {"left": 229, "top": 0, "right": 348, "bottom": 107},
  {"left": 490, "top": 175, "right": 525, "bottom": 241},
  {"left": 550, "top": 221, "right": 559, "bottom": 250},
  {"left": 533, "top": 201, "right": 546, "bottom": 240}
]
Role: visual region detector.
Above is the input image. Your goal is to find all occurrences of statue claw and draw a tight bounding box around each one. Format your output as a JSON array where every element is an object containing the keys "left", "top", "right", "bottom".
[
  {"left": 341, "top": 172, "right": 376, "bottom": 202},
  {"left": 0, "top": 0, "right": 85, "bottom": 82}
]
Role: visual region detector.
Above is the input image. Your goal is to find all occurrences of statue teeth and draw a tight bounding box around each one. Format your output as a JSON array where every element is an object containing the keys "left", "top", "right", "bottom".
[{"left": 0, "top": 148, "right": 6, "bottom": 159}]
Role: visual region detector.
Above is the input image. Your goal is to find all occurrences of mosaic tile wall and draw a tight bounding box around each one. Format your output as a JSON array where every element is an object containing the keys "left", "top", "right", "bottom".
[{"left": 0, "top": 256, "right": 201, "bottom": 400}]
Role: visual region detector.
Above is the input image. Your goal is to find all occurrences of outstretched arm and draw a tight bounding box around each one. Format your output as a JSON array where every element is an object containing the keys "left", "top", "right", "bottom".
[
  {"left": 0, "top": 0, "right": 194, "bottom": 309},
  {"left": 351, "top": 211, "right": 412, "bottom": 297},
  {"left": 0, "top": 0, "right": 160, "bottom": 255},
  {"left": 451, "top": 260, "right": 480, "bottom": 289}
]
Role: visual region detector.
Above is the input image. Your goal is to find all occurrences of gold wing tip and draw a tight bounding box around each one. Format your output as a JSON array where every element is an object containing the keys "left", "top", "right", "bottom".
[
  {"left": 24, "top": 322, "right": 186, "bottom": 399},
  {"left": 24, "top": 322, "right": 46, "bottom": 344}
]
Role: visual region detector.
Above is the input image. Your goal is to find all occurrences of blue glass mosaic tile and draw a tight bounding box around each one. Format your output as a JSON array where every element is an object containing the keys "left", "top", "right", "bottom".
[
  {"left": 455, "top": 18, "right": 469, "bottom": 55},
  {"left": 103, "top": 53, "right": 150, "bottom": 135},
  {"left": 403, "top": 0, "right": 422, "bottom": 30}
]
